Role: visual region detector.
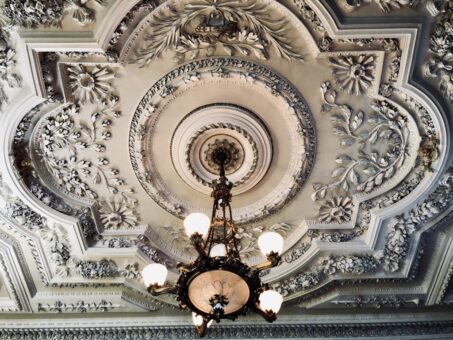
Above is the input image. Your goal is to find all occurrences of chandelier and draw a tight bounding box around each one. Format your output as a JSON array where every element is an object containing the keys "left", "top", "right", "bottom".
[{"left": 141, "top": 147, "right": 284, "bottom": 337}]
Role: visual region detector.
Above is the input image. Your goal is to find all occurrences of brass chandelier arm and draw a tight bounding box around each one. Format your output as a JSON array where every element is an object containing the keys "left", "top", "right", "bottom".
[
  {"left": 147, "top": 283, "right": 178, "bottom": 296},
  {"left": 190, "top": 233, "right": 208, "bottom": 257},
  {"left": 253, "top": 251, "right": 282, "bottom": 272},
  {"left": 254, "top": 304, "right": 277, "bottom": 323}
]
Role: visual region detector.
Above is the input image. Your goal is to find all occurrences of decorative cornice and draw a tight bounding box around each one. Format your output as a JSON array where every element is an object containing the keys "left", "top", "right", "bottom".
[{"left": 1, "top": 320, "right": 453, "bottom": 338}]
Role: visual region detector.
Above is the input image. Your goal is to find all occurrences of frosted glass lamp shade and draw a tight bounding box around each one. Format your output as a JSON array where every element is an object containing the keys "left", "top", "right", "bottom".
[
  {"left": 192, "top": 312, "right": 203, "bottom": 326},
  {"left": 210, "top": 244, "right": 227, "bottom": 257},
  {"left": 258, "top": 232, "right": 284, "bottom": 256},
  {"left": 142, "top": 263, "right": 168, "bottom": 287},
  {"left": 259, "top": 290, "right": 283, "bottom": 313},
  {"left": 184, "top": 213, "right": 210, "bottom": 237}
]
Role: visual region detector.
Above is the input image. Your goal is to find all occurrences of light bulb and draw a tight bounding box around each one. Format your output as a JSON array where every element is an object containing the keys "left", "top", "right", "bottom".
[
  {"left": 141, "top": 263, "right": 168, "bottom": 287},
  {"left": 210, "top": 244, "right": 227, "bottom": 257},
  {"left": 259, "top": 290, "right": 283, "bottom": 313},
  {"left": 192, "top": 312, "right": 203, "bottom": 327},
  {"left": 184, "top": 213, "right": 210, "bottom": 237},
  {"left": 258, "top": 232, "right": 284, "bottom": 256}
]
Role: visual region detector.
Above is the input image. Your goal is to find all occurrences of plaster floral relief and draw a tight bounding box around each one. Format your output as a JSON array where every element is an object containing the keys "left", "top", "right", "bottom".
[
  {"left": 329, "top": 55, "right": 375, "bottom": 95},
  {"left": 99, "top": 199, "right": 139, "bottom": 229},
  {"left": 67, "top": 65, "right": 115, "bottom": 104},
  {"left": 135, "top": 0, "right": 303, "bottom": 64},
  {"left": 318, "top": 197, "right": 353, "bottom": 223},
  {"left": 312, "top": 82, "right": 411, "bottom": 207},
  {"left": 275, "top": 254, "right": 380, "bottom": 296},
  {"left": 424, "top": 1, "right": 452, "bottom": 102},
  {"left": 38, "top": 300, "right": 120, "bottom": 313},
  {"left": 342, "top": 0, "right": 422, "bottom": 13},
  {"left": 1, "top": 0, "right": 108, "bottom": 27},
  {"left": 0, "top": 29, "right": 21, "bottom": 108},
  {"left": 35, "top": 93, "right": 140, "bottom": 230},
  {"left": 6, "top": 200, "right": 72, "bottom": 277}
]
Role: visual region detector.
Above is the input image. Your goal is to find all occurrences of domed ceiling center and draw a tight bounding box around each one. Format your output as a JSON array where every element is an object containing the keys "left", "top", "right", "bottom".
[
  {"left": 130, "top": 58, "right": 316, "bottom": 223},
  {"left": 171, "top": 103, "right": 273, "bottom": 196}
]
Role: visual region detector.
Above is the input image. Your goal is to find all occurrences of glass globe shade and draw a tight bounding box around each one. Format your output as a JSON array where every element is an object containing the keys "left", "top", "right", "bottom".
[
  {"left": 257, "top": 232, "right": 284, "bottom": 256},
  {"left": 210, "top": 244, "right": 227, "bottom": 257},
  {"left": 184, "top": 213, "right": 210, "bottom": 237},
  {"left": 259, "top": 290, "right": 283, "bottom": 313},
  {"left": 141, "top": 263, "right": 168, "bottom": 287},
  {"left": 192, "top": 312, "right": 203, "bottom": 326}
]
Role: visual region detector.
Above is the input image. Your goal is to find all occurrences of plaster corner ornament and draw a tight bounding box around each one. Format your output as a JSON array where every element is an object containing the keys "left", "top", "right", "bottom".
[
  {"left": 99, "top": 199, "right": 140, "bottom": 229},
  {"left": 67, "top": 64, "right": 115, "bottom": 104},
  {"left": 329, "top": 54, "right": 376, "bottom": 96},
  {"left": 134, "top": 0, "right": 304, "bottom": 65},
  {"left": 318, "top": 196, "right": 353, "bottom": 223}
]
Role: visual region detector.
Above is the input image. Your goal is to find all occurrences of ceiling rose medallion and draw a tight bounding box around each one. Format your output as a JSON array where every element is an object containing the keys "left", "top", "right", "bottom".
[
  {"left": 171, "top": 104, "right": 272, "bottom": 196},
  {"left": 130, "top": 57, "right": 316, "bottom": 223}
]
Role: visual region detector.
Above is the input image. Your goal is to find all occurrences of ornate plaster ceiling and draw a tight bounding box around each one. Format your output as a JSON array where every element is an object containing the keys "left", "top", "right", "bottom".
[{"left": 0, "top": 0, "right": 452, "bottom": 338}]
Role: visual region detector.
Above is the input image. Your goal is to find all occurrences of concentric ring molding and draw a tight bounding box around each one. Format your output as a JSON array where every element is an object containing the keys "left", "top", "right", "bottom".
[
  {"left": 129, "top": 57, "right": 316, "bottom": 223},
  {"left": 171, "top": 103, "right": 273, "bottom": 195}
]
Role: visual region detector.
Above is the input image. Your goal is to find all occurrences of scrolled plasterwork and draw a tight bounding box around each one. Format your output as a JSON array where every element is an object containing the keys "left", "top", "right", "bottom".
[
  {"left": 424, "top": 1, "right": 453, "bottom": 102},
  {"left": 1, "top": 0, "right": 107, "bottom": 27},
  {"left": 33, "top": 101, "right": 140, "bottom": 230},
  {"left": 312, "top": 82, "right": 413, "bottom": 204},
  {"left": 134, "top": 0, "right": 303, "bottom": 65}
]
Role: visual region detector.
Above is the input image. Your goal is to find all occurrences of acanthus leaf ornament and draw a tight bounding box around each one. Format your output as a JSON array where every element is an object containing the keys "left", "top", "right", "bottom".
[{"left": 135, "top": 0, "right": 303, "bottom": 65}]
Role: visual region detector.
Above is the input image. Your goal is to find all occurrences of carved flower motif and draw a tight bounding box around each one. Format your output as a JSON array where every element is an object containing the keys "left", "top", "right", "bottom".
[
  {"left": 329, "top": 55, "right": 375, "bottom": 95},
  {"left": 99, "top": 200, "right": 139, "bottom": 229},
  {"left": 318, "top": 197, "right": 353, "bottom": 223},
  {"left": 67, "top": 64, "right": 114, "bottom": 104}
]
